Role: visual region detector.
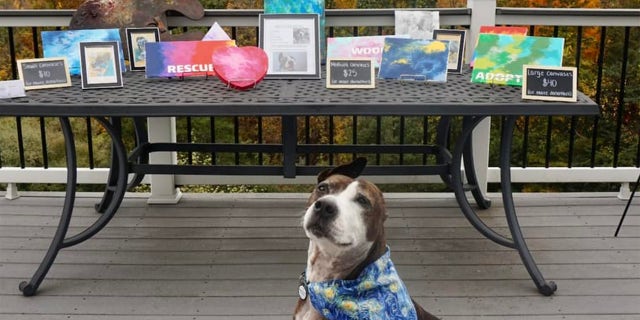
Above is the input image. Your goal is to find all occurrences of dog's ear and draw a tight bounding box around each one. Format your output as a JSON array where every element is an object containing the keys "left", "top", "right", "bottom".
[{"left": 317, "top": 157, "right": 367, "bottom": 183}]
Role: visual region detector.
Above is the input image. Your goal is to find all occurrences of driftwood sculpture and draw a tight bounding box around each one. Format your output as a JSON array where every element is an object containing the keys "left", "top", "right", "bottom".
[{"left": 69, "top": 0, "right": 206, "bottom": 54}]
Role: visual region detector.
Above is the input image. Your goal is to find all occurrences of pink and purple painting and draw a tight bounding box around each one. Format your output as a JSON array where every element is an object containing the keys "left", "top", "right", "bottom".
[
  {"left": 327, "top": 36, "right": 408, "bottom": 68},
  {"left": 145, "top": 40, "right": 236, "bottom": 78}
]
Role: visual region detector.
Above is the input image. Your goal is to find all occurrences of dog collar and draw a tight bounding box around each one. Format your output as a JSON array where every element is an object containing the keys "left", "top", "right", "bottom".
[{"left": 303, "top": 247, "right": 417, "bottom": 320}]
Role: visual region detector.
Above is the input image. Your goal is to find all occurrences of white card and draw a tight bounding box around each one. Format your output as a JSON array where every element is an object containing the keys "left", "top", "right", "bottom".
[{"left": 0, "top": 80, "right": 26, "bottom": 99}]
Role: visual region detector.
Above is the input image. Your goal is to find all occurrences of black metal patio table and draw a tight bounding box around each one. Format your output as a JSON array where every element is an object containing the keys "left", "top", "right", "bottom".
[{"left": 0, "top": 68, "right": 599, "bottom": 297}]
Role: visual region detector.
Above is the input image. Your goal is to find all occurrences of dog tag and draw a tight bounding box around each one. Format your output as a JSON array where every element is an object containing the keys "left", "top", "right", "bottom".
[
  {"left": 298, "top": 284, "right": 308, "bottom": 300},
  {"left": 298, "top": 271, "right": 308, "bottom": 300}
]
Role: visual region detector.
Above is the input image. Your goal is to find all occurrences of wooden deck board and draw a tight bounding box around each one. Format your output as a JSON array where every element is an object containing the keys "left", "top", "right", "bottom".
[{"left": 1, "top": 192, "right": 639, "bottom": 319}]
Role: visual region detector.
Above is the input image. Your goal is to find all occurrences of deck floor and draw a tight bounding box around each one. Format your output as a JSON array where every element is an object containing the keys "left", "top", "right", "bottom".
[{"left": 1, "top": 192, "right": 639, "bottom": 319}]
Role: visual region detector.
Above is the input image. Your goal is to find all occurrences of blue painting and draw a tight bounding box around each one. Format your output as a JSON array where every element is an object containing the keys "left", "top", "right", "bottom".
[
  {"left": 264, "top": 0, "right": 324, "bottom": 14},
  {"left": 378, "top": 38, "right": 450, "bottom": 82},
  {"left": 42, "top": 29, "right": 126, "bottom": 76}
]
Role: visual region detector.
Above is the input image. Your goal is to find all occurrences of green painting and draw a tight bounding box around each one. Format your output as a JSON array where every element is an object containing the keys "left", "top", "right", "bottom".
[{"left": 471, "top": 34, "right": 564, "bottom": 86}]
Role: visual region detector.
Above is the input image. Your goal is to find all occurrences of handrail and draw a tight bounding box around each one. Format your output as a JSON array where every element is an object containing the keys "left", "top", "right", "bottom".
[
  {"left": 0, "top": 8, "right": 471, "bottom": 27},
  {"left": 496, "top": 8, "right": 640, "bottom": 26},
  {"left": 1, "top": 8, "right": 638, "bottom": 28}
]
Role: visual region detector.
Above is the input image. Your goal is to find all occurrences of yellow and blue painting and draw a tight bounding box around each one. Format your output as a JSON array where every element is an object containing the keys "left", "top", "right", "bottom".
[
  {"left": 378, "top": 38, "right": 449, "bottom": 82},
  {"left": 471, "top": 34, "right": 564, "bottom": 86},
  {"left": 42, "top": 29, "right": 125, "bottom": 76}
]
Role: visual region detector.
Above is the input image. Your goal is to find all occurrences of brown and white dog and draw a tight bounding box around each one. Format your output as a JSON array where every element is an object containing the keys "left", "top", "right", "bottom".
[{"left": 294, "top": 158, "right": 440, "bottom": 320}]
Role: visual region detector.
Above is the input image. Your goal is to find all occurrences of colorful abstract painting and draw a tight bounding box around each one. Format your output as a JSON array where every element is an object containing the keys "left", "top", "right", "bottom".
[
  {"left": 327, "top": 35, "right": 408, "bottom": 68},
  {"left": 264, "top": 0, "right": 325, "bottom": 57},
  {"left": 42, "top": 29, "right": 126, "bottom": 76},
  {"left": 470, "top": 26, "right": 528, "bottom": 67},
  {"left": 145, "top": 40, "right": 236, "bottom": 78},
  {"left": 378, "top": 38, "right": 449, "bottom": 82},
  {"left": 471, "top": 34, "right": 564, "bottom": 86}
]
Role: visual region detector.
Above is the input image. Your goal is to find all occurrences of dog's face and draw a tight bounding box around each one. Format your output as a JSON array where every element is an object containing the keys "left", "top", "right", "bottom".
[
  {"left": 278, "top": 53, "right": 296, "bottom": 71},
  {"left": 303, "top": 159, "right": 386, "bottom": 256}
]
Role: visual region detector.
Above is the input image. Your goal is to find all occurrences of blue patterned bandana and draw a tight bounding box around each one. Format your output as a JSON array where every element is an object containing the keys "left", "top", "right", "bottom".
[{"left": 305, "top": 247, "right": 417, "bottom": 320}]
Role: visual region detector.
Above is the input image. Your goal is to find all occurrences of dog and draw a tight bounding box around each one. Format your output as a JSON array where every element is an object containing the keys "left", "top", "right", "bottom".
[
  {"left": 293, "top": 28, "right": 310, "bottom": 44},
  {"left": 278, "top": 53, "right": 297, "bottom": 71},
  {"left": 294, "top": 157, "right": 440, "bottom": 320}
]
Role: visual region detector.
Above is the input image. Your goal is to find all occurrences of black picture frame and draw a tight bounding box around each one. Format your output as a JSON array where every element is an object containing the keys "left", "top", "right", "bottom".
[
  {"left": 79, "top": 41, "right": 123, "bottom": 89},
  {"left": 125, "top": 27, "right": 160, "bottom": 71},
  {"left": 433, "top": 29, "right": 466, "bottom": 73},
  {"left": 259, "top": 13, "right": 321, "bottom": 79}
]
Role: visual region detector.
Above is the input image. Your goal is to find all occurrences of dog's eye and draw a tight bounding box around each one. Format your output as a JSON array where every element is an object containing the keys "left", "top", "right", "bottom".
[
  {"left": 355, "top": 194, "right": 370, "bottom": 206},
  {"left": 317, "top": 183, "right": 328, "bottom": 193}
]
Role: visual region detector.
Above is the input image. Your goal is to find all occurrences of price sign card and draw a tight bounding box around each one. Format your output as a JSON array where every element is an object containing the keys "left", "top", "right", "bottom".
[
  {"left": 327, "top": 59, "right": 375, "bottom": 89},
  {"left": 17, "top": 57, "right": 71, "bottom": 90},
  {"left": 522, "top": 65, "right": 577, "bottom": 102}
]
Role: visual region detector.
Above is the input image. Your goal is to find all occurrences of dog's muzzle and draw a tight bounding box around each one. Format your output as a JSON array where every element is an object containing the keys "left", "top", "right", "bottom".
[{"left": 305, "top": 198, "right": 338, "bottom": 238}]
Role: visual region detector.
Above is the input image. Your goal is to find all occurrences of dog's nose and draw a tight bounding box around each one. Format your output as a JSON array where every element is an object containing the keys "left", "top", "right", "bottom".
[{"left": 313, "top": 199, "right": 337, "bottom": 219}]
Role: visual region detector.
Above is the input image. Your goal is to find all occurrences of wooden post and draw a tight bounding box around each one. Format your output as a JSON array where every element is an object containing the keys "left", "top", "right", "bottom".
[
  {"left": 467, "top": 0, "right": 497, "bottom": 196},
  {"left": 147, "top": 117, "right": 183, "bottom": 204}
]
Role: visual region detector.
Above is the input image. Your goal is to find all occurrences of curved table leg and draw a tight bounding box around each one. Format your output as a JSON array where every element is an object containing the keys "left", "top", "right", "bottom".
[
  {"left": 435, "top": 116, "right": 453, "bottom": 188},
  {"left": 501, "top": 116, "right": 557, "bottom": 296},
  {"left": 95, "top": 117, "right": 122, "bottom": 213},
  {"left": 19, "top": 117, "right": 128, "bottom": 296},
  {"left": 19, "top": 117, "right": 77, "bottom": 296},
  {"left": 451, "top": 116, "right": 515, "bottom": 249},
  {"left": 462, "top": 117, "right": 491, "bottom": 209}
]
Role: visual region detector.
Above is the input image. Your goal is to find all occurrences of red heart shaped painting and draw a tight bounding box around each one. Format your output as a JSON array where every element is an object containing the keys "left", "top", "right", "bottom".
[{"left": 212, "top": 46, "right": 269, "bottom": 90}]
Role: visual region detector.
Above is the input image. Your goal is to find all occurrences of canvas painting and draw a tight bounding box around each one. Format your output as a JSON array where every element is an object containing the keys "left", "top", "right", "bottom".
[
  {"left": 394, "top": 10, "right": 439, "bottom": 39},
  {"left": 471, "top": 34, "right": 565, "bottom": 86},
  {"left": 326, "top": 35, "right": 409, "bottom": 68},
  {"left": 470, "top": 26, "right": 528, "bottom": 67},
  {"left": 145, "top": 40, "right": 236, "bottom": 78},
  {"left": 42, "top": 29, "right": 126, "bottom": 76},
  {"left": 378, "top": 38, "right": 449, "bottom": 82}
]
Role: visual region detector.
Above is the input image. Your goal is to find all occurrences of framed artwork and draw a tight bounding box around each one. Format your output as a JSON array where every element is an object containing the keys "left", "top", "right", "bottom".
[
  {"left": 433, "top": 29, "right": 466, "bottom": 73},
  {"left": 259, "top": 14, "right": 321, "bottom": 79},
  {"left": 264, "top": 0, "right": 325, "bottom": 59},
  {"left": 79, "top": 41, "right": 123, "bottom": 89},
  {"left": 125, "top": 27, "right": 160, "bottom": 71}
]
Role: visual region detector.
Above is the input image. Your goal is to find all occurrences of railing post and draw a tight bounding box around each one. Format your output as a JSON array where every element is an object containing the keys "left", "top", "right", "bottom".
[
  {"left": 5, "top": 183, "right": 19, "bottom": 200},
  {"left": 147, "top": 117, "right": 182, "bottom": 204},
  {"left": 466, "top": 0, "right": 496, "bottom": 196}
]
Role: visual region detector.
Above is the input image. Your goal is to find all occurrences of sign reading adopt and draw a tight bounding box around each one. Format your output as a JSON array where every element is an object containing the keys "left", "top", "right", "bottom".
[{"left": 145, "top": 40, "right": 236, "bottom": 78}]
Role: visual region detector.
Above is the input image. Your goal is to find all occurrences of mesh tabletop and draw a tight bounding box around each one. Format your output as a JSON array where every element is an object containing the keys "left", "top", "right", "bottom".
[{"left": 0, "top": 67, "right": 599, "bottom": 117}]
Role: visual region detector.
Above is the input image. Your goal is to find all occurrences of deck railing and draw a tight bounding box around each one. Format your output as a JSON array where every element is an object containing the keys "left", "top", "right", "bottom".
[{"left": 0, "top": 4, "right": 638, "bottom": 200}]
